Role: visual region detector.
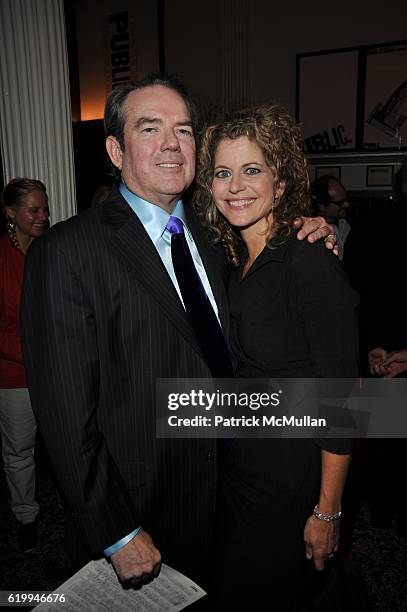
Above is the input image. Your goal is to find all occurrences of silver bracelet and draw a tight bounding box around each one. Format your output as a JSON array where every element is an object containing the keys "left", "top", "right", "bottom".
[{"left": 313, "top": 504, "right": 342, "bottom": 522}]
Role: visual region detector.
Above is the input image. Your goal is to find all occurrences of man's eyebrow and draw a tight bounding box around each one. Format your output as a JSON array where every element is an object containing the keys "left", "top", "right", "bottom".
[
  {"left": 135, "top": 117, "right": 162, "bottom": 128},
  {"left": 134, "top": 117, "right": 193, "bottom": 128}
]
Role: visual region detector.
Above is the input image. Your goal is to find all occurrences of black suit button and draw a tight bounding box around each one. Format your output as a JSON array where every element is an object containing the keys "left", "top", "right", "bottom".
[{"left": 206, "top": 450, "right": 215, "bottom": 463}]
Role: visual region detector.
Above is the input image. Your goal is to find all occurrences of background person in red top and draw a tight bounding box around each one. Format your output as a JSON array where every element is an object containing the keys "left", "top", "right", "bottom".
[{"left": 0, "top": 178, "right": 49, "bottom": 552}]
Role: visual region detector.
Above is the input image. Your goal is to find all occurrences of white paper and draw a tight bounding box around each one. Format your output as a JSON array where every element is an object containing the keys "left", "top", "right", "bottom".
[{"left": 34, "top": 558, "right": 206, "bottom": 611}]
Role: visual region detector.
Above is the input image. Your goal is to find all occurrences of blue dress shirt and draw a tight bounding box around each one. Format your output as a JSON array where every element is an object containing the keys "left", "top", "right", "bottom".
[{"left": 119, "top": 181, "right": 219, "bottom": 319}]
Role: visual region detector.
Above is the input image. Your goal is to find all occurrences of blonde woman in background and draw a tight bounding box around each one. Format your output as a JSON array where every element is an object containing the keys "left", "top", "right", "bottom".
[{"left": 0, "top": 178, "right": 49, "bottom": 552}]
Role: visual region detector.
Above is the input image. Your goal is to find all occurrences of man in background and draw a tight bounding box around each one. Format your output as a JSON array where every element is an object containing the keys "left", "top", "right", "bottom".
[{"left": 311, "top": 175, "right": 351, "bottom": 260}]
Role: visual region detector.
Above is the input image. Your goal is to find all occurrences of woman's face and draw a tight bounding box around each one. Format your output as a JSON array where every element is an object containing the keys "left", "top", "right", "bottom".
[
  {"left": 211, "top": 136, "right": 285, "bottom": 236},
  {"left": 6, "top": 190, "right": 49, "bottom": 240}
]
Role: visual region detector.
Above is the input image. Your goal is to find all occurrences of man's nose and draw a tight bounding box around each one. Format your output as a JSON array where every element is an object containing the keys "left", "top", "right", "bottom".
[{"left": 160, "top": 130, "right": 181, "bottom": 151}]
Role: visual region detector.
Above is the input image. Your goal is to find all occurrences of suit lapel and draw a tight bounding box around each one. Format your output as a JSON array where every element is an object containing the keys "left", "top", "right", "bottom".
[{"left": 100, "top": 190, "right": 204, "bottom": 358}]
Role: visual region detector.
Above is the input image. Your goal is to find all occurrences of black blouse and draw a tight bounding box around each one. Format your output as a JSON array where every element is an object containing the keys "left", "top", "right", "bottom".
[{"left": 228, "top": 235, "right": 359, "bottom": 454}]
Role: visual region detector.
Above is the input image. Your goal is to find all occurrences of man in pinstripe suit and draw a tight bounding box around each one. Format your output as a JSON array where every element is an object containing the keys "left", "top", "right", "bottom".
[
  {"left": 21, "top": 75, "right": 226, "bottom": 591},
  {"left": 21, "top": 74, "right": 335, "bottom": 593}
]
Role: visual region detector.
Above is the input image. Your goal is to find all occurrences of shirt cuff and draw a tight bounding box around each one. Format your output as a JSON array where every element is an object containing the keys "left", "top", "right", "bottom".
[{"left": 103, "top": 527, "right": 142, "bottom": 557}]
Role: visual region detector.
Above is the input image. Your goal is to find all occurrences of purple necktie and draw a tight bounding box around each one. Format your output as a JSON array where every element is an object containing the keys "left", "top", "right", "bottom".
[{"left": 166, "top": 216, "right": 233, "bottom": 378}]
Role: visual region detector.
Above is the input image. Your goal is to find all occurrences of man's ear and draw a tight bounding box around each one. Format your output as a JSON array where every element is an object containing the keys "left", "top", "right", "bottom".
[{"left": 106, "top": 136, "right": 123, "bottom": 170}]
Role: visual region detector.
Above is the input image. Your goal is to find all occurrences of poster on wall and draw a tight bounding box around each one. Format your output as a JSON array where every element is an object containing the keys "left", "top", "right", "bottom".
[
  {"left": 103, "top": 6, "right": 138, "bottom": 95},
  {"left": 364, "top": 42, "right": 407, "bottom": 149},
  {"left": 297, "top": 50, "right": 358, "bottom": 154},
  {"left": 75, "top": 0, "right": 159, "bottom": 121}
]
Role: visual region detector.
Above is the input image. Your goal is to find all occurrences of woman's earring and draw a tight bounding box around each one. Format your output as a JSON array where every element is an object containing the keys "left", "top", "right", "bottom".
[{"left": 6, "top": 217, "right": 16, "bottom": 231}]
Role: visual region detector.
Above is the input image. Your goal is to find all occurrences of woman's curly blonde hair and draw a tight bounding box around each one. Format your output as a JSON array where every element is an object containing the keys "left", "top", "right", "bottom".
[{"left": 193, "top": 104, "right": 311, "bottom": 265}]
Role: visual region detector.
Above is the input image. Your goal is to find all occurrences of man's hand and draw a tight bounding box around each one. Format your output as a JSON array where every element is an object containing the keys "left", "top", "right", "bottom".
[
  {"left": 382, "top": 349, "right": 407, "bottom": 378},
  {"left": 111, "top": 529, "right": 162, "bottom": 587},
  {"left": 303, "top": 515, "right": 340, "bottom": 571},
  {"left": 368, "top": 347, "right": 388, "bottom": 376},
  {"left": 294, "top": 216, "right": 338, "bottom": 255}
]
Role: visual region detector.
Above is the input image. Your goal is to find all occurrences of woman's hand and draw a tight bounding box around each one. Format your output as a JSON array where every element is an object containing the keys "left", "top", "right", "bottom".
[
  {"left": 368, "top": 347, "right": 388, "bottom": 376},
  {"left": 306, "top": 450, "right": 350, "bottom": 570},
  {"left": 382, "top": 349, "right": 407, "bottom": 378},
  {"left": 368, "top": 347, "right": 407, "bottom": 377},
  {"left": 303, "top": 514, "right": 340, "bottom": 571},
  {"left": 294, "top": 216, "right": 338, "bottom": 255}
]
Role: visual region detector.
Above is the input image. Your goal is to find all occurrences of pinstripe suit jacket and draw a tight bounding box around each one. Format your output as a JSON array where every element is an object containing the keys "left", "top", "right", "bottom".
[{"left": 21, "top": 187, "right": 229, "bottom": 568}]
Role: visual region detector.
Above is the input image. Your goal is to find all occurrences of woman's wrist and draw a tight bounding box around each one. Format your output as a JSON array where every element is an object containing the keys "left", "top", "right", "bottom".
[
  {"left": 313, "top": 504, "right": 341, "bottom": 522},
  {"left": 317, "top": 503, "right": 341, "bottom": 514},
  {"left": 317, "top": 491, "right": 342, "bottom": 515}
]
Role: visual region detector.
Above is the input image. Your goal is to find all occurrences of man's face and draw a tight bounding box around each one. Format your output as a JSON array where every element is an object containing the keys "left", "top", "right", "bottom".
[
  {"left": 106, "top": 85, "right": 196, "bottom": 213},
  {"left": 320, "top": 179, "right": 350, "bottom": 223}
]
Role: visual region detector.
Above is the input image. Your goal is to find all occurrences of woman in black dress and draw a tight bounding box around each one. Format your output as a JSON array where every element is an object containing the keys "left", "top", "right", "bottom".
[{"left": 194, "top": 105, "right": 359, "bottom": 610}]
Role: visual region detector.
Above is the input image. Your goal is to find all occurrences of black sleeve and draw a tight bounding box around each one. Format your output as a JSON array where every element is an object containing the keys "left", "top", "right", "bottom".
[
  {"left": 20, "top": 234, "right": 138, "bottom": 554},
  {"left": 293, "top": 241, "right": 359, "bottom": 454}
]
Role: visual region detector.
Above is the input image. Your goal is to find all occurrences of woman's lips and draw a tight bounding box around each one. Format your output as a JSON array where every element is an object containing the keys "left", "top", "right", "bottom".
[{"left": 224, "top": 198, "right": 256, "bottom": 208}]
